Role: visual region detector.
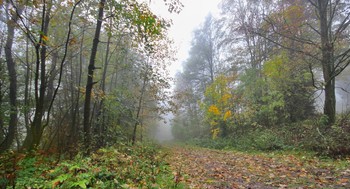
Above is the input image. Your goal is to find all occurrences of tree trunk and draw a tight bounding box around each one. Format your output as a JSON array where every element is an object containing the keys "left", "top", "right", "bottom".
[
  {"left": 83, "top": 0, "right": 106, "bottom": 154},
  {"left": 0, "top": 69, "right": 4, "bottom": 143},
  {"left": 318, "top": 0, "right": 336, "bottom": 125},
  {"left": 96, "top": 26, "right": 111, "bottom": 147},
  {"left": 70, "top": 23, "right": 85, "bottom": 151},
  {"left": 0, "top": 31, "right": 4, "bottom": 143},
  {"left": 24, "top": 27, "right": 31, "bottom": 133},
  {"left": 132, "top": 65, "right": 149, "bottom": 145},
  {"left": 0, "top": 5, "right": 20, "bottom": 153},
  {"left": 22, "top": 1, "right": 51, "bottom": 150}
]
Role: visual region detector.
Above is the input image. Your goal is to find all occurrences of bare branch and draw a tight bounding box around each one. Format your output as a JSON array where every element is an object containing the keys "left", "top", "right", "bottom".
[
  {"left": 333, "top": 12, "right": 350, "bottom": 42},
  {"left": 306, "top": 23, "right": 321, "bottom": 35},
  {"left": 9, "top": 0, "right": 37, "bottom": 45},
  {"left": 307, "top": 0, "right": 318, "bottom": 8},
  {"left": 263, "top": 17, "right": 319, "bottom": 47},
  {"left": 309, "top": 63, "right": 321, "bottom": 90},
  {"left": 46, "top": 0, "right": 83, "bottom": 125},
  {"left": 252, "top": 17, "right": 321, "bottom": 61}
]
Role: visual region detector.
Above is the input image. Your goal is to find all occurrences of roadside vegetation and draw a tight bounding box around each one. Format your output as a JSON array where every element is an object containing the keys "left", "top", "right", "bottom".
[
  {"left": 0, "top": 142, "right": 180, "bottom": 188},
  {"left": 184, "top": 113, "right": 350, "bottom": 158}
]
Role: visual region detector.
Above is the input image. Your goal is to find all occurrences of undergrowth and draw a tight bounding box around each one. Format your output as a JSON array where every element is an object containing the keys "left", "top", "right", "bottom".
[
  {"left": 0, "top": 142, "right": 178, "bottom": 188},
  {"left": 185, "top": 114, "right": 350, "bottom": 159}
]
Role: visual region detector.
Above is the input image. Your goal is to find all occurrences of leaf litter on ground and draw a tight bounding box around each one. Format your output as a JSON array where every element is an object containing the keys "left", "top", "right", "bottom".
[{"left": 165, "top": 145, "right": 350, "bottom": 188}]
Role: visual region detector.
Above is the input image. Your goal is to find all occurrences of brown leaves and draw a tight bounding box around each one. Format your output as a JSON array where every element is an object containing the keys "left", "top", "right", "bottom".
[{"left": 166, "top": 146, "right": 350, "bottom": 188}]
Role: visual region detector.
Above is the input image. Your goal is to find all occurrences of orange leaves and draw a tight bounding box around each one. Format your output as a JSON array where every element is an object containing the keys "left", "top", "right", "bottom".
[
  {"left": 79, "top": 87, "right": 106, "bottom": 101},
  {"left": 68, "top": 37, "right": 78, "bottom": 46},
  {"left": 41, "top": 34, "right": 49, "bottom": 42},
  {"left": 338, "top": 178, "right": 349, "bottom": 186}
]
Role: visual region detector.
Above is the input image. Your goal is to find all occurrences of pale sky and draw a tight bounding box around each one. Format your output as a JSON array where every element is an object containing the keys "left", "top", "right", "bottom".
[{"left": 149, "top": 0, "right": 222, "bottom": 75}]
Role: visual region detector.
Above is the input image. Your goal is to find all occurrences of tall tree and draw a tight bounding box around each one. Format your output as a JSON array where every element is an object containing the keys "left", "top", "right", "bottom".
[
  {"left": 83, "top": 0, "right": 106, "bottom": 154},
  {"left": 0, "top": 1, "right": 22, "bottom": 152},
  {"left": 257, "top": 0, "right": 350, "bottom": 124}
]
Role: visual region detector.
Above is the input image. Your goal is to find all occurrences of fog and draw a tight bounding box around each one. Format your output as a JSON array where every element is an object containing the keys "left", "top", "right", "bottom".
[
  {"left": 153, "top": 114, "right": 174, "bottom": 143},
  {"left": 315, "top": 68, "right": 350, "bottom": 113}
]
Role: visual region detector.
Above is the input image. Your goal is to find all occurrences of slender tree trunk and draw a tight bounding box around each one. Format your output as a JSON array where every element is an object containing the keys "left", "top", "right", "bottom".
[
  {"left": 0, "top": 69, "right": 4, "bottom": 143},
  {"left": 132, "top": 65, "right": 149, "bottom": 145},
  {"left": 0, "top": 32, "right": 4, "bottom": 143},
  {"left": 0, "top": 5, "right": 21, "bottom": 152},
  {"left": 318, "top": 0, "right": 336, "bottom": 125},
  {"left": 96, "top": 28, "right": 111, "bottom": 147},
  {"left": 46, "top": 51, "right": 58, "bottom": 109},
  {"left": 24, "top": 27, "right": 31, "bottom": 132},
  {"left": 70, "top": 23, "right": 85, "bottom": 150},
  {"left": 22, "top": 1, "right": 51, "bottom": 150},
  {"left": 75, "top": 35, "right": 85, "bottom": 133},
  {"left": 83, "top": 0, "right": 106, "bottom": 154}
]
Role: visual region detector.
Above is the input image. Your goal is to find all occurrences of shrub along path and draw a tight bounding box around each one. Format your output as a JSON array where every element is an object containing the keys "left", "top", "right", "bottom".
[{"left": 166, "top": 146, "right": 350, "bottom": 188}]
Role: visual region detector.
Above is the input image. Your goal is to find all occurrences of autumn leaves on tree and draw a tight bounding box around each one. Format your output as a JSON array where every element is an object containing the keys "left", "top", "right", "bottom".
[
  {"left": 172, "top": 0, "right": 350, "bottom": 151},
  {"left": 0, "top": 0, "right": 181, "bottom": 153}
]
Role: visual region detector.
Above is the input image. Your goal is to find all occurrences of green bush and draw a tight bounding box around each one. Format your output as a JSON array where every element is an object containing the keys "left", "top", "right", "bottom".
[
  {"left": 252, "top": 130, "right": 285, "bottom": 151},
  {"left": 278, "top": 114, "right": 350, "bottom": 158},
  {"left": 310, "top": 113, "right": 350, "bottom": 158},
  {"left": 185, "top": 114, "right": 350, "bottom": 158}
]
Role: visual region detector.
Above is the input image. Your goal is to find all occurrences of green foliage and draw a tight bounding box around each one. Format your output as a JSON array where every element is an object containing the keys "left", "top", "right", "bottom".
[
  {"left": 0, "top": 143, "right": 177, "bottom": 188},
  {"left": 183, "top": 113, "right": 350, "bottom": 158},
  {"left": 301, "top": 113, "right": 350, "bottom": 158},
  {"left": 6, "top": 152, "right": 56, "bottom": 188},
  {"left": 187, "top": 128, "right": 288, "bottom": 152},
  {"left": 187, "top": 138, "right": 235, "bottom": 150},
  {"left": 252, "top": 129, "right": 286, "bottom": 151},
  {"left": 263, "top": 53, "right": 288, "bottom": 80},
  {"left": 172, "top": 113, "right": 207, "bottom": 141},
  {"left": 236, "top": 68, "right": 267, "bottom": 125},
  {"left": 235, "top": 51, "right": 315, "bottom": 128},
  {"left": 112, "top": 0, "right": 170, "bottom": 51}
]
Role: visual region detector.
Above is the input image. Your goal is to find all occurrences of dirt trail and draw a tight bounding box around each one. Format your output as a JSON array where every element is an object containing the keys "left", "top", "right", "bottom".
[{"left": 166, "top": 146, "right": 350, "bottom": 188}]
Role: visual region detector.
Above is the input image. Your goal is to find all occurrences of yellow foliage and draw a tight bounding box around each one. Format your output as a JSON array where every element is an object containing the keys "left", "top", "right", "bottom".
[
  {"left": 223, "top": 110, "right": 232, "bottom": 121},
  {"left": 220, "top": 93, "right": 232, "bottom": 104},
  {"left": 209, "top": 120, "right": 218, "bottom": 126},
  {"left": 211, "top": 128, "right": 220, "bottom": 140},
  {"left": 208, "top": 105, "right": 220, "bottom": 116}
]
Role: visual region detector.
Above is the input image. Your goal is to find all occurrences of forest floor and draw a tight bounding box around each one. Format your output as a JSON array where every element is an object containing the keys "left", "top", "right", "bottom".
[{"left": 165, "top": 145, "right": 350, "bottom": 188}]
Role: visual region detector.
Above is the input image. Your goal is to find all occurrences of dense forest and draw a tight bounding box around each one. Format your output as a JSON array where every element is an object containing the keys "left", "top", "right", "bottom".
[
  {"left": 0, "top": 0, "right": 183, "bottom": 154},
  {"left": 172, "top": 0, "right": 350, "bottom": 157},
  {"left": 1, "top": 0, "right": 350, "bottom": 188}
]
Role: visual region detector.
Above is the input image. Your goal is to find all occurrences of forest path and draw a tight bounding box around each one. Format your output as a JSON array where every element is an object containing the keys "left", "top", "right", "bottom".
[{"left": 165, "top": 145, "right": 350, "bottom": 188}]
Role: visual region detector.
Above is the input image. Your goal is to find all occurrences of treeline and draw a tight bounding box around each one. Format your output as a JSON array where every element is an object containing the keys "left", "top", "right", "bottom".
[
  {"left": 172, "top": 0, "right": 350, "bottom": 157},
  {"left": 0, "top": 0, "right": 182, "bottom": 155}
]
